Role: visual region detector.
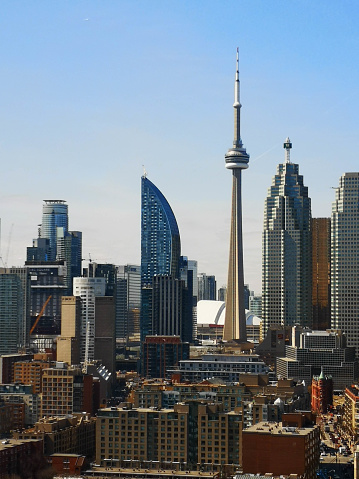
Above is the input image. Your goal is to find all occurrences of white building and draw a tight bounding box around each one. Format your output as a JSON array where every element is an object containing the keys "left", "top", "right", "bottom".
[
  {"left": 73, "top": 277, "right": 106, "bottom": 363},
  {"left": 331, "top": 172, "right": 359, "bottom": 356}
]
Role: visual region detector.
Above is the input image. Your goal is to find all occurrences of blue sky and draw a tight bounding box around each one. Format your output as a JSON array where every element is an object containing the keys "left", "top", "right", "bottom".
[{"left": 1, "top": 1, "right": 359, "bottom": 293}]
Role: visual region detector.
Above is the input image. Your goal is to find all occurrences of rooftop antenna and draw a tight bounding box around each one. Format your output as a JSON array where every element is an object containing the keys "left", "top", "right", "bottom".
[
  {"left": 283, "top": 137, "right": 292, "bottom": 163},
  {"left": 142, "top": 165, "right": 147, "bottom": 178}
]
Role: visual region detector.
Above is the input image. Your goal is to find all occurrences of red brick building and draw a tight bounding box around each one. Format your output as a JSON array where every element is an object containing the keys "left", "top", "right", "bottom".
[
  {"left": 48, "top": 453, "right": 86, "bottom": 475},
  {"left": 242, "top": 413, "right": 320, "bottom": 479},
  {"left": 311, "top": 370, "right": 333, "bottom": 414},
  {"left": 0, "top": 438, "right": 45, "bottom": 479}
]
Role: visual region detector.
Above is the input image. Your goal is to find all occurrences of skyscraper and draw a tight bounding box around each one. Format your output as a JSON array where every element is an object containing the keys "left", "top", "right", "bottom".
[
  {"left": 0, "top": 274, "right": 23, "bottom": 354},
  {"left": 262, "top": 139, "right": 312, "bottom": 334},
  {"left": 116, "top": 264, "right": 141, "bottom": 340},
  {"left": 312, "top": 218, "right": 331, "bottom": 330},
  {"left": 73, "top": 277, "right": 106, "bottom": 364},
  {"left": 41, "top": 200, "right": 68, "bottom": 261},
  {"left": 197, "top": 273, "right": 216, "bottom": 301},
  {"left": 331, "top": 173, "right": 359, "bottom": 355},
  {"left": 140, "top": 176, "right": 181, "bottom": 341},
  {"left": 223, "top": 49, "right": 249, "bottom": 342}
]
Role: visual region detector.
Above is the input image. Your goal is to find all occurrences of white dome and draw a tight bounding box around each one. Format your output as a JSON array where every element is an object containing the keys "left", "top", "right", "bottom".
[{"left": 197, "top": 300, "right": 226, "bottom": 325}]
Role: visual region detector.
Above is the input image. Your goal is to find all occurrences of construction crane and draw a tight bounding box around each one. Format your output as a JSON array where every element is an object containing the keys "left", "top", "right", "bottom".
[{"left": 30, "top": 295, "right": 52, "bottom": 335}]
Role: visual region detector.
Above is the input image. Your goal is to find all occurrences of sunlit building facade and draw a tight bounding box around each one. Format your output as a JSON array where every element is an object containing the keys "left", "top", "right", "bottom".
[
  {"left": 331, "top": 172, "right": 359, "bottom": 355},
  {"left": 262, "top": 140, "right": 312, "bottom": 334},
  {"left": 312, "top": 218, "right": 331, "bottom": 330}
]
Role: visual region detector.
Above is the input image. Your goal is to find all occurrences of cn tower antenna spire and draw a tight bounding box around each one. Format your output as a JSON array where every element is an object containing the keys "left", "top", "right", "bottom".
[{"left": 233, "top": 47, "right": 242, "bottom": 148}]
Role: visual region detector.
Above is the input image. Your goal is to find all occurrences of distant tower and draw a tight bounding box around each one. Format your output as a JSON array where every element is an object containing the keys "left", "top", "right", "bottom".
[
  {"left": 41, "top": 200, "right": 68, "bottom": 261},
  {"left": 262, "top": 139, "right": 312, "bottom": 334},
  {"left": 223, "top": 49, "right": 249, "bottom": 342}
]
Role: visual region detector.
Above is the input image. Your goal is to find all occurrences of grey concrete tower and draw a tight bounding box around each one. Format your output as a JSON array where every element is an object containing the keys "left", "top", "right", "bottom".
[{"left": 223, "top": 49, "right": 249, "bottom": 341}]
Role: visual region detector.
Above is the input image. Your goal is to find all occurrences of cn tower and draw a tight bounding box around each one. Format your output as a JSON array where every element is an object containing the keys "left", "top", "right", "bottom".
[{"left": 223, "top": 49, "right": 249, "bottom": 342}]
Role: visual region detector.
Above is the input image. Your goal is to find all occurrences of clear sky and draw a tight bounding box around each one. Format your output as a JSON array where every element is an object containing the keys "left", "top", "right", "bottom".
[{"left": 1, "top": 0, "right": 359, "bottom": 294}]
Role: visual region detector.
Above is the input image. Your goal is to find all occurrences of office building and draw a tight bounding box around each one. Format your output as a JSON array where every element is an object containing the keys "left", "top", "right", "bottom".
[
  {"left": 242, "top": 414, "right": 319, "bottom": 479},
  {"left": 0, "top": 274, "right": 23, "bottom": 354},
  {"left": 249, "top": 295, "right": 262, "bottom": 318},
  {"left": 331, "top": 173, "right": 359, "bottom": 355},
  {"left": 223, "top": 50, "right": 249, "bottom": 342},
  {"left": 141, "top": 176, "right": 181, "bottom": 341},
  {"left": 169, "top": 353, "right": 269, "bottom": 383},
  {"left": 141, "top": 335, "right": 190, "bottom": 378},
  {"left": 276, "top": 329, "right": 358, "bottom": 390},
  {"left": 115, "top": 264, "right": 141, "bottom": 340},
  {"left": 198, "top": 273, "right": 216, "bottom": 301},
  {"left": 262, "top": 139, "right": 312, "bottom": 334},
  {"left": 312, "top": 218, "right": 331, "bottom": 330}
]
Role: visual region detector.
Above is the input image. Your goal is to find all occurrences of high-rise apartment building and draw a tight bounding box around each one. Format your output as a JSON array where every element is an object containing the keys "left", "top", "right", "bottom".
[
  {"left": 223, "top": 50, "right": 249, "bottom": 342},
  {"left": 27, "top": 200, "right": 82, "bottom": 296},
  {"left": 73, "top": 277, "right": 104, "bottom": 364},
  {"left": 262, "top": 139, "right": 312, "bottom": 334},
  {"left": 41, "top": 363, "right": 97, "bottom": 417},
  {"left": 116, "top": 264, "right": 141, "bottom": 340},
  {"left": 141, "top": 176, "right": 181, "bottom": 341},
  {"left": 41, "top": 200, "right": 68, "bottom": 261},
  {"left": 312, "top": 218, "right": 331, "bottom": 330},
  {"left": 197, "top": 273, "right": 216, "bottom": 301},
  {"left": 0, "top": 267, "right": 30, "bottom": 349},
  {"left": 180, "top": 257, "right": 198, "bottom": 342},
  {"left": 57, "top": 296, "right": 82, "bottom": 366},
  {"left": 0, "top": 274, "right": 23, "bottom": 354},
  {"left": 25, "top": 262, "right": 67, "bottom": 337},
  {"left": 331, "top": 173, "right": 359, "bottom": 355}
]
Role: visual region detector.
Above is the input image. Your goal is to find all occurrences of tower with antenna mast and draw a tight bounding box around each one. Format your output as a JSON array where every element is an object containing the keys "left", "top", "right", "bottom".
[{"left": 223, "top": 49, "right": 250, "bottom": 342}]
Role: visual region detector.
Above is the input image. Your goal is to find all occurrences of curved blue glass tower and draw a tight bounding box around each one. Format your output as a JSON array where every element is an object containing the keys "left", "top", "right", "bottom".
[
  {"left": 140, "top": 176, "right": 181, "bottom": 340},
  {"left": 41, "top": 200, "right": 68, "bottom": 261}
]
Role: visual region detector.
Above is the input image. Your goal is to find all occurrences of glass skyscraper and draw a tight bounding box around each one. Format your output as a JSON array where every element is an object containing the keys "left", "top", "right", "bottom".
[
  {"left": 262, "top": 139, "right": 312, "bottom": 334},
  {"left": 141, "top": 176, "right": 181, "bottom": 341},
  {"left": 41, "top": 200, "right": 68, "bottom": 261},
  {"left": 312, "top": 218, "right": 331, "bottom": 330},
  {"left": 331, "top": 172, "right": 359, "bottom": 356}
]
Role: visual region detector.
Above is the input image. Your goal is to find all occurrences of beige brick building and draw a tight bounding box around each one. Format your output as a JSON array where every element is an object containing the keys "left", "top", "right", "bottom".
[{"left": 96, "top": 401, "right": 242, "bottom": 473}]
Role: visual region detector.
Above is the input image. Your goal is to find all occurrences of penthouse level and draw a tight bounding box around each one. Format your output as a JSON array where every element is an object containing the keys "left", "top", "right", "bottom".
[{"left": 168, "top": 354, "right": 268, "bottom": 382}]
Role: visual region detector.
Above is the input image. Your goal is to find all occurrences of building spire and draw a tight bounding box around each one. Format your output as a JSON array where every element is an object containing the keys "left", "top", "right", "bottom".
[
  {"left": 225, "top": 48, "right": 249, "bottom": 170},
  {"left": 233, "top": 47, "right": 242, "bottom": 148},
  {"left": 283, "top": 137, "right": 292, "bottom": 164}
]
